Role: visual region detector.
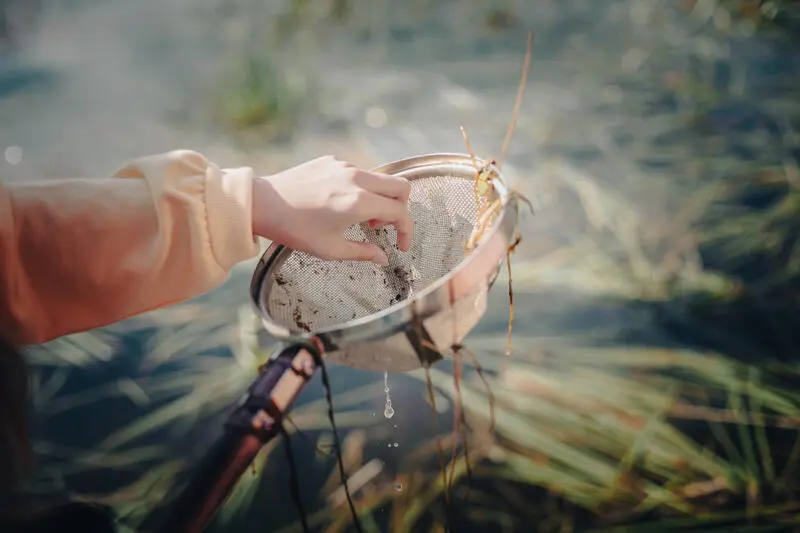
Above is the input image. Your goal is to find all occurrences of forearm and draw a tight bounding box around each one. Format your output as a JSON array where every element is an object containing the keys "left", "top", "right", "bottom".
[{"left": 0, "top": 150, "right": 259, "bottom": 346}]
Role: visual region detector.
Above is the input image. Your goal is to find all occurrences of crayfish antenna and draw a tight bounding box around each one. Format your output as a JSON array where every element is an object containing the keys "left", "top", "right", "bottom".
[
  {"left": 460, "top": 125, "right": 479, "bottom": 168},
  {"left": 497, "top": 29, "right": 533, "bottom": 171}
]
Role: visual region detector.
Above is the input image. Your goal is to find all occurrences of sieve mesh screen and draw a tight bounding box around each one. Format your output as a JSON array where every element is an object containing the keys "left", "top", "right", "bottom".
[{"left": 265, "top": 174, "right": 498, "bottom": 334}]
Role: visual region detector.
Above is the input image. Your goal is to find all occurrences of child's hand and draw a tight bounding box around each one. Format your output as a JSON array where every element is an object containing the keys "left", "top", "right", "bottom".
[{"left": 252, "top": 155, "right": 413, "bottom": 265}]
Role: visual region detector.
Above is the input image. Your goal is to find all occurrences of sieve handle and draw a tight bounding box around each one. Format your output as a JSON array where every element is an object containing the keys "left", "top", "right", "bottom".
[{"left": 147, "top": 343, "right": 319, "bottom": 533}]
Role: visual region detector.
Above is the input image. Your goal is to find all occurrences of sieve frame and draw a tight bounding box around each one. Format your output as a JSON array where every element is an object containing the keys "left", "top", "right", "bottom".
[{"left": 249, "top": 152, "right": 518, "bottom": 353}]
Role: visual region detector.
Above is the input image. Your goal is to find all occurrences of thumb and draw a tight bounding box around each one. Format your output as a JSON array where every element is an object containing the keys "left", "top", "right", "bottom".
[{"left": 329, "top": 239, "right": 389, "bottom": 265}]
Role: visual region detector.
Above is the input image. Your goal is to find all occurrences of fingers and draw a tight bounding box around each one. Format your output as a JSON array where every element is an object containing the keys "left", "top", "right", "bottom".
[
  {"left": 357, "top": 193, "right": 414, "bottom": 252},
  {"left": 368, "top": 219, "right": 390, "bottom": 230},
  {"left": 351, "top": 169, "right": 411, "bottom": 203},
  {"left": 368, "top": 219, "right": 412, "bottom": 251},
  {"left": 328, "top": 240, "right": 389, "bottom": 266}
]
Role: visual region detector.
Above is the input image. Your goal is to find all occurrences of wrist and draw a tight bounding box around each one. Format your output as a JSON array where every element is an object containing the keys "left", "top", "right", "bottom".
[{"left": 251, "top": 174, "right": 285, "bottom": 243}]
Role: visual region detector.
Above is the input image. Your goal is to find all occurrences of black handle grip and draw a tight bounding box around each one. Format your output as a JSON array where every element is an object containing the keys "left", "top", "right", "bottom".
[{"left": 146, "top": 343, "right": 320, "bottom": 533}]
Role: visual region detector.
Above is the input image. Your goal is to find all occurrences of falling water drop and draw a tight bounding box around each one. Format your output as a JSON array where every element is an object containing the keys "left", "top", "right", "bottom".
[
  {"left": 393, "top": 442, "right": 399, "bottom": 447},
  {"left": 383, "top": 370, "right": 395, "bottom": 419}
]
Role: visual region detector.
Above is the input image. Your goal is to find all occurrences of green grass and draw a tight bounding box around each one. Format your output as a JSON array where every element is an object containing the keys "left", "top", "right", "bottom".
[
  {"left": 215, "top": 50, "right": 308, "bottom": 142},
  {"left": 18, "top": 1, "right": 800, "bottom": 531}
]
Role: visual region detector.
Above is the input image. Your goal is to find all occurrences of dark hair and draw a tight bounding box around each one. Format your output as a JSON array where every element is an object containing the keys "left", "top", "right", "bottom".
[
  {"left": 1, "top": 502, "right": 118, "bottom": 533},
  {"left": 0, "top": 339, "right": 117, "bottom": 532},
  {"left": 0, "top": 335, "right": 31, "bottom": 496}
]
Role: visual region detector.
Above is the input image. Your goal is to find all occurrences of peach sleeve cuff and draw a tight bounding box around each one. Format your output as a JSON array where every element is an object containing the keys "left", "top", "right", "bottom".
[{"left": 0, "top": 150, "right": 259, "bottom": 346}]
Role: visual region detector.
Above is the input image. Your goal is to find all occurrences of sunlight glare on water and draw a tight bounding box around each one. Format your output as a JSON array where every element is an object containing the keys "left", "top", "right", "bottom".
[{"left": 4, "top": 145, "right": 22, "bottom": 165}]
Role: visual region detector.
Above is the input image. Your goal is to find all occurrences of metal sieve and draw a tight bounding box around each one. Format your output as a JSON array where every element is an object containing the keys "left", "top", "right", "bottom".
[
  {"left": 250, "top": 152, "right": 518, "bottom": 373},
  {"left": 149, "top": 153, "right": 519, "bottom": 533}
]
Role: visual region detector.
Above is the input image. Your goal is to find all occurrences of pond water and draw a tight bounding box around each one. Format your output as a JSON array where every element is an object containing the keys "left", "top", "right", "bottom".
[{"left": 3, "top": 0, "right": 800, "bottom": 532}]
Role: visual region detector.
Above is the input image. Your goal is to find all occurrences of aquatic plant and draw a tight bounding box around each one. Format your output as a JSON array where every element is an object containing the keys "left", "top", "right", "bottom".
[{"left": 16, "top": 1, "right": 800, "bottom": 532}]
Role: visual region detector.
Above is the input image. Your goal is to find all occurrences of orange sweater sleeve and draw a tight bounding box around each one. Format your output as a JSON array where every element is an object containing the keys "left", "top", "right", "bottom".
[{"left": 0, "top": 150, "right": 260, "bottom": 347}]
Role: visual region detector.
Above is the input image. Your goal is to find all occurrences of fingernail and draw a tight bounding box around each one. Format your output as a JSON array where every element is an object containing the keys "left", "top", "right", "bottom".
[{"left": 373, "top": 254, "right": 389, "bottom": 266}]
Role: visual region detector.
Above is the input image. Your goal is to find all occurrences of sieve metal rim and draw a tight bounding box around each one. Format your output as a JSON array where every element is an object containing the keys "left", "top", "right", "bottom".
[{"left": 249, "top": 152, "right": 517, "bottom": 349}]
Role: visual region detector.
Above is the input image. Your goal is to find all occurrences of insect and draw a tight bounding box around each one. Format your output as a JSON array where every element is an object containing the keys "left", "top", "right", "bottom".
[
  {"left": 461, "top": 30, "right": 536, "bottom": 359},
  {"left": 412, "top": 32, "right": 539, "bottom": 532},
  {"left": 434, "top": 31, "right": 539, "bottom": 529}
]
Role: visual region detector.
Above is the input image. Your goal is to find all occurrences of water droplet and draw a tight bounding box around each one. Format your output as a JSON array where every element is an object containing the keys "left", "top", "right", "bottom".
[
  {"left": 393, "top": 442, "right": 399, "bottom": 447},
  {"left": 387, "top": 443, "right": 392, "bottom": 448},
  {"left": 383, "top": 371, "right": 395, "bottom": 419},
  {"left": 395, "top": 483, "right": 403, "bottom": 492}
]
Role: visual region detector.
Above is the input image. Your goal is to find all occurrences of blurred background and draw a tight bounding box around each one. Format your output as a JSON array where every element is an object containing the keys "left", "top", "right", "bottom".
[{"left": 3, "top": 0, "right": 800, "bottom": 531}]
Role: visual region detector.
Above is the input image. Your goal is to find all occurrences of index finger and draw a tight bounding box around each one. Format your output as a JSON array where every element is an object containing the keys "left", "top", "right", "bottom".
[
  {"left": 352, "top": 170, "right": 411, "bottom": 203},
  {"left": 355, "top": 193, "right": 414, "bottom": 252}
]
